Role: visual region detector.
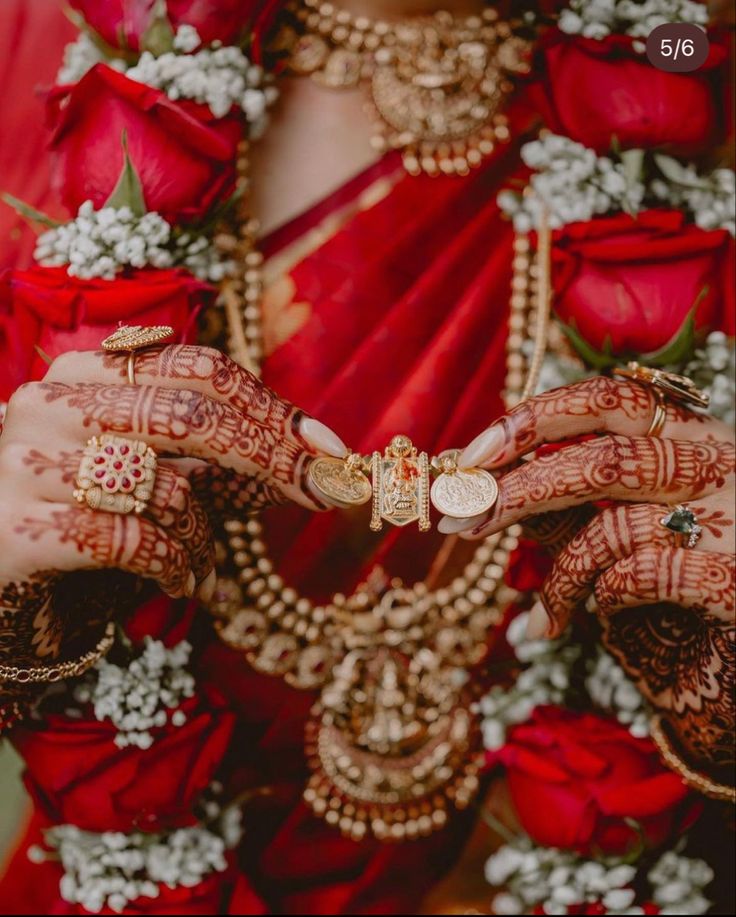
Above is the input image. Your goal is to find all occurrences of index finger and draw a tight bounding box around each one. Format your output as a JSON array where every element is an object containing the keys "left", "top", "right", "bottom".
[{"left": 458, "top": 376, "right": 716, "bottom": 470}]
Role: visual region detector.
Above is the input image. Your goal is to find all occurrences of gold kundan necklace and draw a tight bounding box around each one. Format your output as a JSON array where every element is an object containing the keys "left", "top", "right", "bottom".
[
  {"left": 277, "top": 0, "right": 530, "bottom": 175},
  {"left": 207, "top": 141, "right": 550, "bottom": 841}
]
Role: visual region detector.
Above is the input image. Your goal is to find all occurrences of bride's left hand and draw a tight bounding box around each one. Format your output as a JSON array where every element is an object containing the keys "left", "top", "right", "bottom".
[{"left": 449, "top": 376, "right": 735, "bottom": 767}]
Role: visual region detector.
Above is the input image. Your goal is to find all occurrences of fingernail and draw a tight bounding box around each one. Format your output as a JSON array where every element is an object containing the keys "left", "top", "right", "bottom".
[
  {"left": 185, "top": 572, "right": 197, "bottom": 598},
  {"left": 197, "top": 568, "right": 217, "bottom": 602},
  {"left": 458, "top": 424, "right": 505, "bottom": 468},
  {"left": 438, "top": 513, "right": 489, "bottom": 534},
  {"left": 585, "top": 592, "right": 599, "bottom": 614},
  {"left": 300, "top": 418, "right": 348, "bottom": 458},
  {"left": 525, "top": 601, "right": 552, "bottom": 640}
]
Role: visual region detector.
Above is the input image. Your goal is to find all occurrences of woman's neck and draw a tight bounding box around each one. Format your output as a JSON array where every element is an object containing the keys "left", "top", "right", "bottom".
[{"left": 331, "top": 0, "right": 488, "bottom": 19}]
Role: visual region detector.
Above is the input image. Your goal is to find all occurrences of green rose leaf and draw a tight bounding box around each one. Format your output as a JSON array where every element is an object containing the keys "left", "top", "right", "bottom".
[{"left": 104, "top": 132, "right": 147, "bottom": 217}]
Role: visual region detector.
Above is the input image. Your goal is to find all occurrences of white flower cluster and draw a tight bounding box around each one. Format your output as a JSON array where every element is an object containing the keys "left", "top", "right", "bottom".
[
  {"left": 35, "top": 201, "right": 173, "bottom": 280},
  {"left": 480, "top": 610, "right": 580, "bottom": 751},
  {"left": 650, "top": 162, "right": 736, "bottom": 236},
  {"left": 34, "top": 200, "right": 233, "bottom": 282},
  {"left": 57, "top": 32, "right": 128, "bottom": 85},
  {"left": 126, "top": 26, "right": 277, "bottom": 129},
  {"left": 497, "top": 134, "right": 645, "bottom": 232},
  {"left": 175, "top": 232, "right": 236, "bottom": 282},
  {"left": 30, "top": 805, "right": 242, "bottom": 915},
  {"left": 585, "top": 647, "right": 649, "bottom": 738},
  {"left": 74, "top": 637, "right": 195, "bottom": 749},
  {"left": 487, "top": 840, "right": 643, "bottom": 915},
  {"left": 681, "top": 331, "right": 736, "bottom": 426},
  {"left": 486, "top": 840, "right": 713, "bottom": 915},
  {"left": 559, "top": 0, "right": 708, "bottom": 43},
  {"left": 648, "top": 849, "right": 714, "bottom": 915},
  {"left": 498, "top": 134, "right": 736, "bottom": 235}
]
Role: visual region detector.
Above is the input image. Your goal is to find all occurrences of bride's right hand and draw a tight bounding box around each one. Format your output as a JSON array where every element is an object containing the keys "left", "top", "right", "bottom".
[{"left": 0, "top": 344, "right": 345, "bottom": 667}]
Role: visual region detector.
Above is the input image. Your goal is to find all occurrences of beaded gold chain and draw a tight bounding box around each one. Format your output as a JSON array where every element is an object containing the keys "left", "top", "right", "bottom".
[{"left": 208, "top": 158, "right": 551, "bottom": 839}]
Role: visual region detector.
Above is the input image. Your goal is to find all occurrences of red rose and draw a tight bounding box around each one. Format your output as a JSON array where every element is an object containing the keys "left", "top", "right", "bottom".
[
  {"left": 537, "top": 30, "right": 728, "bottom": 154},
  {"left": 552, "top": 210, "right": 735, "bottom": 361},
  {"left": 489, "top": 706, "right": 694, "bottom": 855},
  {"left": 0, "top": 265, "right": 211, "bottom": 400},
  {"left": 48, "top": 65, "right": 242, "bottom": 223},
  {"left": 13, "top": 690, "right": 235, "bottom": 833},
  {"left": 70, "top": 0, "right": 263, "bottom": 51}
]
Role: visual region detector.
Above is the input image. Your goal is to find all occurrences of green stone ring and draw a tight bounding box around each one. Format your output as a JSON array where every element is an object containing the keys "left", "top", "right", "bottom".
[{"left": 660, "top": 505, "right": 703, "bottom": 548}]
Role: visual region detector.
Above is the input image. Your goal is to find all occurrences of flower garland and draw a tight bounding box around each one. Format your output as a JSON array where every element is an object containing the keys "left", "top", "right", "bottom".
[
  {"left": 28, "top": 786, "right": 242, "bottom": 914},
  {"left": 72, "top": 637, "right": 195, "bottom": 750},
  {"left": 33, "top": 200, "right": 235, "bottom": 282},
  {"left": 486, "top": 839, "right": 714, "bottom": 916},
  {"left": 497, "top": 134, "right": 735, "bottom": 235},
  {"left": 558, "top": 0, "right": 708, "bottom": 43},
  {"left": 57, "top": 25, "right": 276, "bottom": 134},
  {"left": 479, "top": 607, "right": 650, "bottom": 752}
]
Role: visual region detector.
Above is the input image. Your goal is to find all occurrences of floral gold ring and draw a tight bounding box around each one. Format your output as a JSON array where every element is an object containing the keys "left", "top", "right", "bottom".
[
  {"left": 101, "top": 325, "right": 175, "bottom": 385},
  {"left": 74, "top": 435, "right": 157, "bottom": 515}
]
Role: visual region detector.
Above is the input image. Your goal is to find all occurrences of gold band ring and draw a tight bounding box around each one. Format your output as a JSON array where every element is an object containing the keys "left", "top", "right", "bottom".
[{"left": 646, "top": 391, "right": 668, "bottom": 438}]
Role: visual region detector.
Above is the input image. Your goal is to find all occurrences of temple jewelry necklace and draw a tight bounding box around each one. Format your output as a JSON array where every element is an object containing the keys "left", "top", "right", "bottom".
[
  {"left": 278, "top": 0, "right": 530, "bottom": 176},
  {"left": 209, "top": 152, "right": 551, "bottom": 841}
]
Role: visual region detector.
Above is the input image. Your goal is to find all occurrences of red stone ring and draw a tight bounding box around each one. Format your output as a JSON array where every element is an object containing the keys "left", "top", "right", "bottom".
[{"left": 74, "top": 435, "right": 157, "bottom": 515}]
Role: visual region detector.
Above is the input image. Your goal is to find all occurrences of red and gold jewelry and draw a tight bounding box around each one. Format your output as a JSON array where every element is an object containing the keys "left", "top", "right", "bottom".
[{"left": 74, "top": 435, "right": 157, "bottom": 515}]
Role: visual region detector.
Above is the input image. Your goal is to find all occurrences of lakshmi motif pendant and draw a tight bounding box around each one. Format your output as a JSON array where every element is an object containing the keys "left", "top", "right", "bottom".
[{"left": 370, "top": 435, "right": 431, "bottom": 532}]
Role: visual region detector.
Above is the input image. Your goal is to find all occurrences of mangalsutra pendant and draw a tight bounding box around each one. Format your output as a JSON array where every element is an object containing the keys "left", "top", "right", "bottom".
[
  {"left": 430, "top": 451, "right": 499, "bottom": 519},
  {"left": 370, "top": 435, "right": 431, "bottom": 532},
  {"left": 307, "top": 437, "right": 499, "bottom": 529}
]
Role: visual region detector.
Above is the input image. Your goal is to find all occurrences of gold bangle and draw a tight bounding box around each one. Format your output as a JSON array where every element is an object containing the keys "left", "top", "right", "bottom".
[
  {"left": 650, "top": 715, "right": 736, "bottom": 803},
  {"left": 0, "top": 621, "right": 115, "bottom": 685},
  {"left": 646, "top": 391, "right": 668, "bottom": 438}
]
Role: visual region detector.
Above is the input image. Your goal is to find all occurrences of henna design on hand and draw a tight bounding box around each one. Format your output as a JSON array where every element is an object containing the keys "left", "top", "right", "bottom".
[
  {"left": 40, "top": 381, "right": 311, "bottom": 499},
  {"left": 540, "top": 504, "right": 732, "bottom": 634},
  {"left": 24, "top": 449, "right": 78, "bottom": 484},
  {"left": 188, "top": 464, "right": 288, "bottom": 521},
  {"left": 0, "top": 573, "right": 61, "bottom": 666},
  {"left": 593, "top": 546, "right": 735, "bottom": 619},
  {"left": 467, "top": 436, "right": 735, "bottom": 538},
  {"left": 602, "top": 602, "right": 735, "bottom": 767},
  {"left": 100, "top": 345, "right": 299, "bottom": 437},
  {"left": 475, "top": 376, "right": 713, "bottom": 469},
  {"left": 16, "top": 508, "right": 194, "bottom": 598}
]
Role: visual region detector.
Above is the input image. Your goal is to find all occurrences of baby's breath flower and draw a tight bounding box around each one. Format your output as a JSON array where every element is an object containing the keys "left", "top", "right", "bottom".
[
  {"left": 74, "top": 637, "right": 195, "bottom": 749},
  {"left": 37, "top": 799, "right": 242, "bottom": 914},
  {"left": 558, "top": 0, "right": 708, "bottom": 43}
]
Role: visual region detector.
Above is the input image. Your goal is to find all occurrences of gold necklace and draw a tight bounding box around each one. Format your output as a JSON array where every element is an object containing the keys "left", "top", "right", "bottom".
[
  {"left": 278, "top": 0, "right": 530, "bottom": 176},
  {"left": 208, "top": 148, "right": 550, "bottom": 841}
]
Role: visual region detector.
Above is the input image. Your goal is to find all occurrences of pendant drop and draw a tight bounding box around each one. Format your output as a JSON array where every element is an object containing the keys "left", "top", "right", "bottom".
[{"left": 430, "top": 452, "right": 499, "bottom": 518}]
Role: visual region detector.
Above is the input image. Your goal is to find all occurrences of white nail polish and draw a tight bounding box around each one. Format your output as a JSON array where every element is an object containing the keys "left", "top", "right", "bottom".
[
  {"left": 585, "top": 592, "right": 599, "bottom": 614},
  {"left": 525, "top": 601, "right": 551, "bottom": 640},
  {"left": 437, "top": 513, "right": 489, "bottom": 534},
  {"left": 458, "top": 424, "right": 505, "bottom": 468},
  {"left": 185, "top": 572, "right": 197, "bottom": 598},
  {"left": 300, "top": 418, "right": 348, "bottom": 458}
]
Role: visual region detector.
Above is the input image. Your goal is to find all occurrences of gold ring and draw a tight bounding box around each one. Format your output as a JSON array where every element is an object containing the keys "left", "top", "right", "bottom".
[
  {"left": 646, "top": 391, "right": 668, "bottom": 438},
  {"left": 74, "top": 435, "right": 157, "bottom": 514},
  {"left": 101, "top": 325, "right": 175, "bottom": 386}
]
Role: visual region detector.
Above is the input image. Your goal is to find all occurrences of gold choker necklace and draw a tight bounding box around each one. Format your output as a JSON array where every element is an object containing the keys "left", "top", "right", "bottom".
[
  {"left": 208, "top": 151, "right": 551, "bottom": 841},
  {"left": 279, "top": 0, "right": 530, "bottom": 176}
]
